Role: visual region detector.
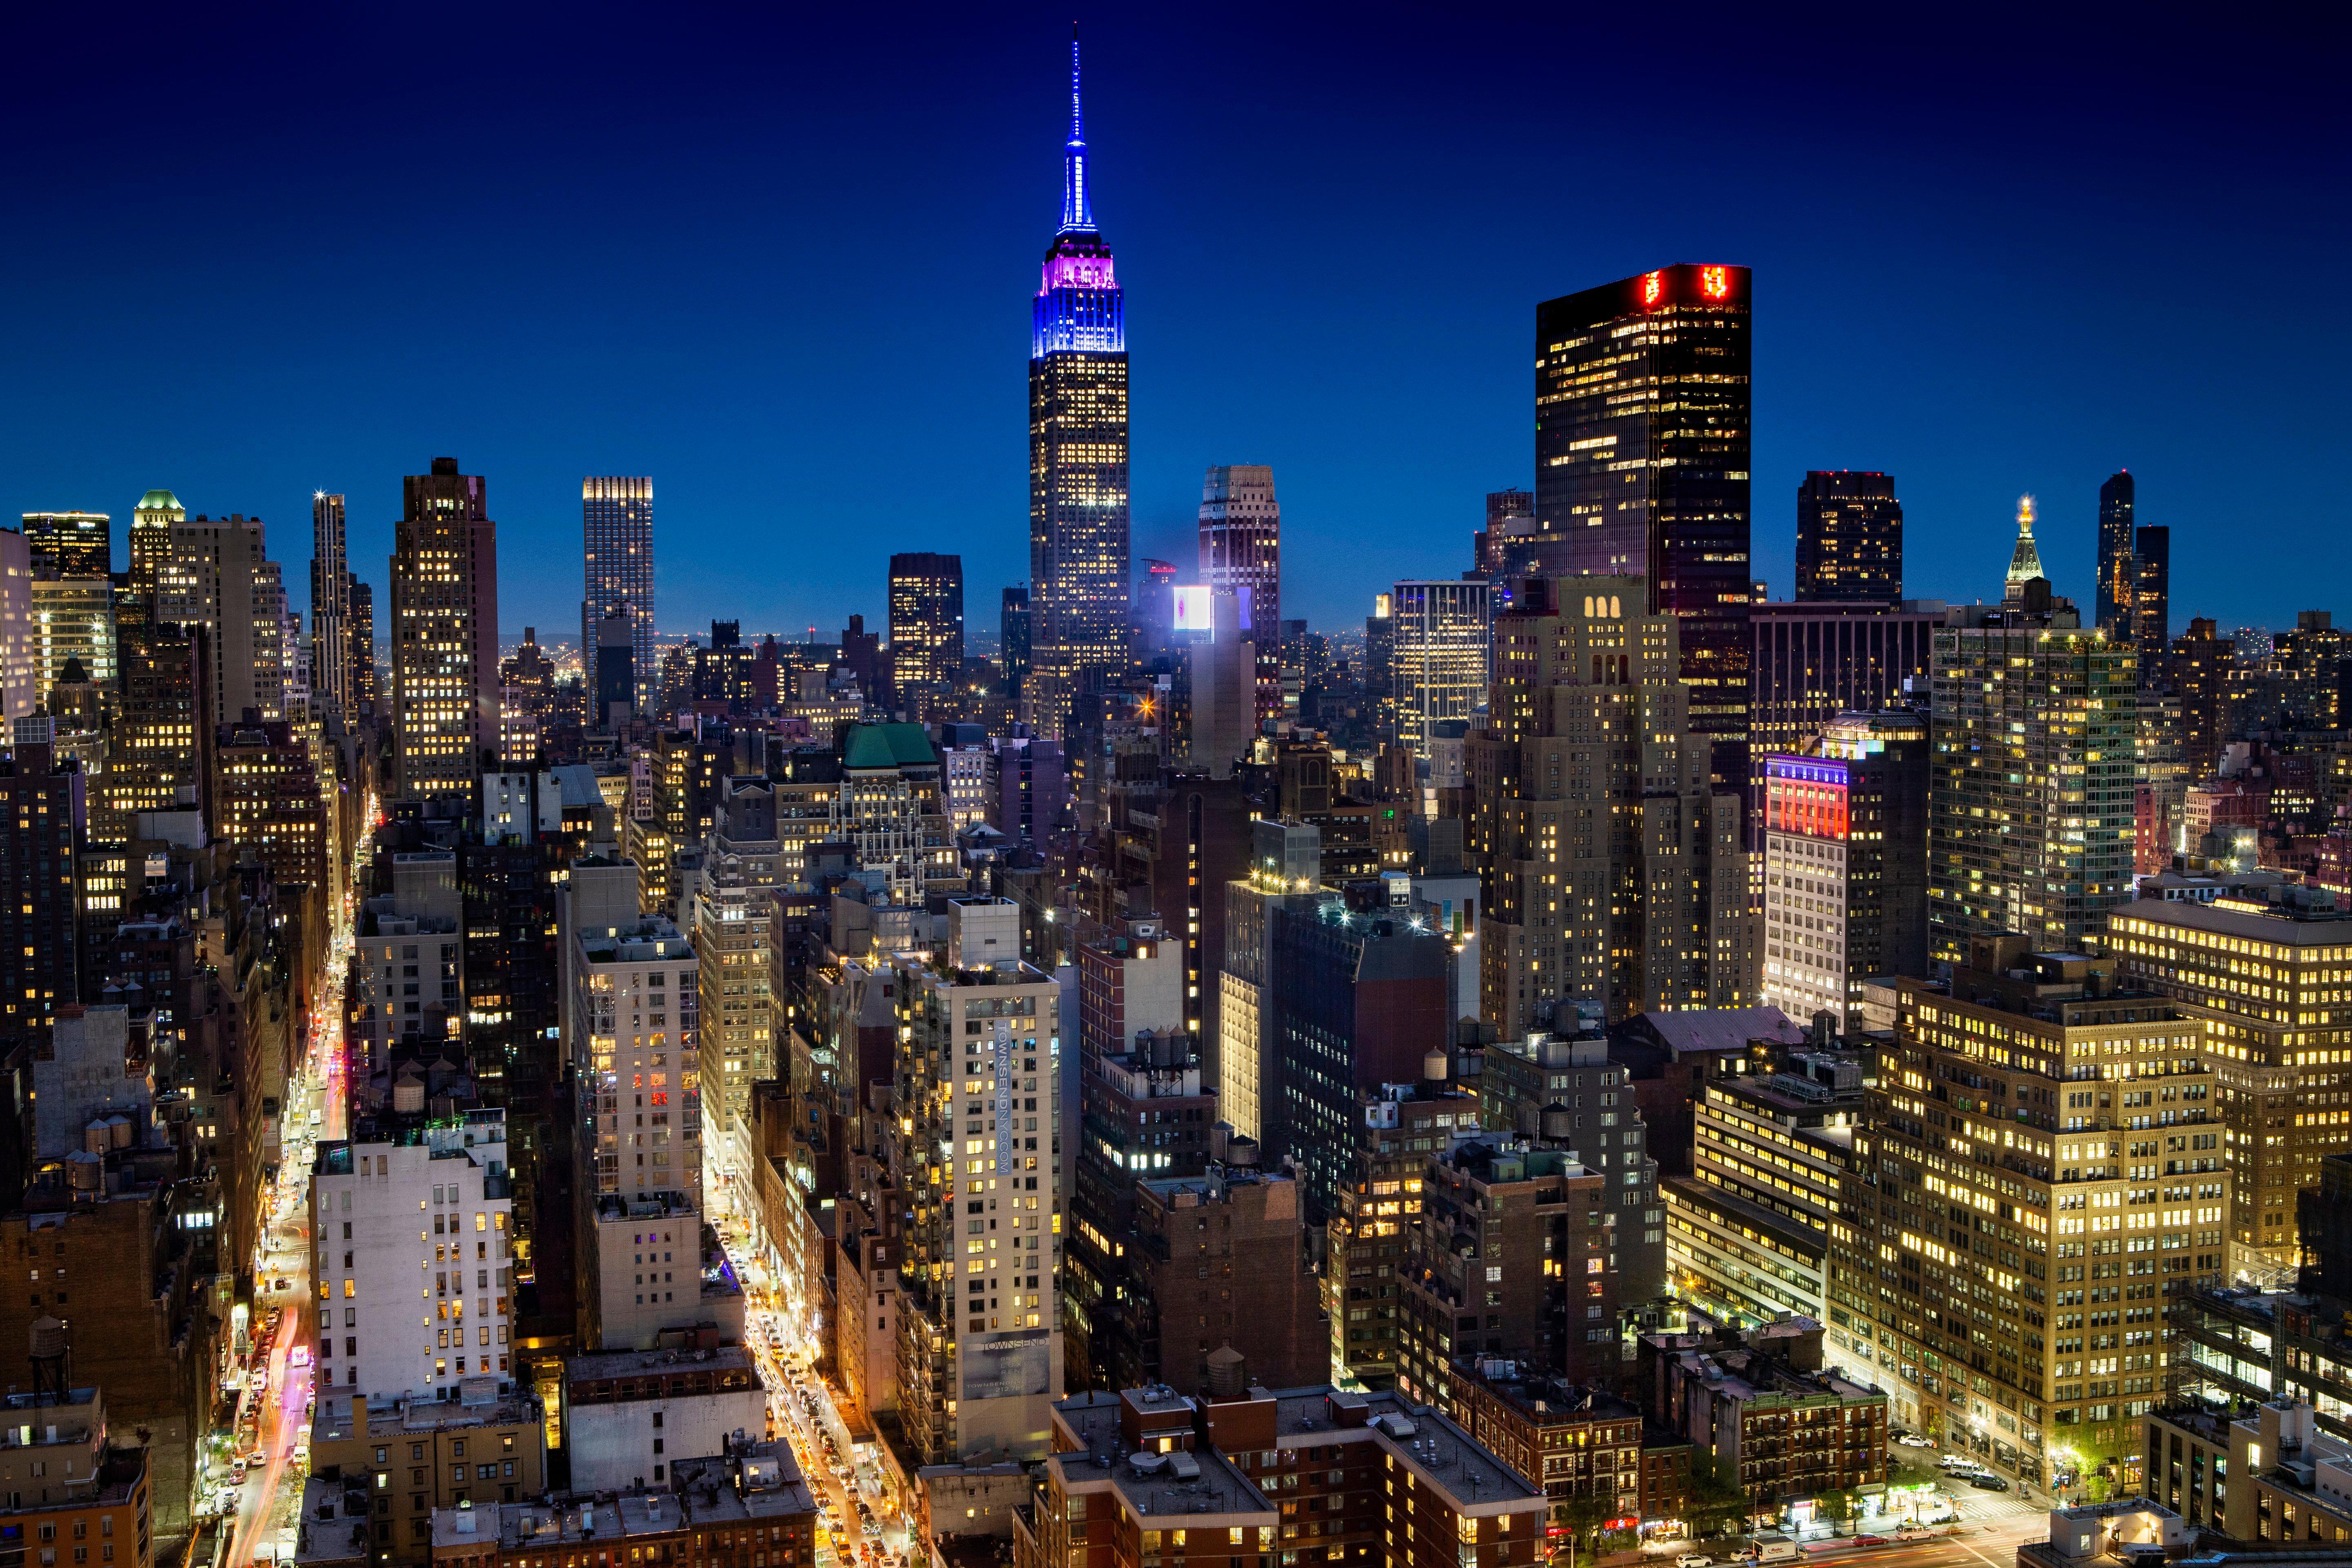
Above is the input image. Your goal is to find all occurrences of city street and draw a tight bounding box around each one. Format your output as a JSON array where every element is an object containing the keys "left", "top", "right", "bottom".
[
  {"left": 214, "top": 799, "right": 367, "bottom": 1566},
  {"left": 708, "top": 1212, "right": 913, "bottom": 1568}
]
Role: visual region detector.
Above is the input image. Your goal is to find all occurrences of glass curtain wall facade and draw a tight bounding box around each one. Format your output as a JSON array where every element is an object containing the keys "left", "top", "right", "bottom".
[
  {"left": 2096, "top": 471, "right": 2137, "bottom": 639},
  {"left": 1390, "top": 579, "right": 1490, "bottom": 761},
  {"left": 581, "top": 477, "right": 655, "bottom": 714},
  {"left": 1536, "top": 263, "right": 1753, "bottom": 786}
]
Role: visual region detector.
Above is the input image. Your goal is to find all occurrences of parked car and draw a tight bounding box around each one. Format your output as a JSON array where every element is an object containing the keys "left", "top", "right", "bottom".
[
  {"left": 1897, "top": 1434, "right": 1935, "bottom": 1448},
  {"left": 1969, "top": 1474, "right": 2009, "bottom": 1491},
  {"left": 1676, "top": 1556, "right": 1714, "bottom": 1568},
  {"left": 1894, "top": 1527, "right": 1932, "bottom": 1542},
  {"left": 1851, "top": 1537, "right": 1889, "bottom": 1548}
]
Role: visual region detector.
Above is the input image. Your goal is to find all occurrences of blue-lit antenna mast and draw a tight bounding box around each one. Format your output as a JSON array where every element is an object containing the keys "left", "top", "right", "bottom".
[{"left": 1060, "top": 25, "right": 1096, "bottom": 235}]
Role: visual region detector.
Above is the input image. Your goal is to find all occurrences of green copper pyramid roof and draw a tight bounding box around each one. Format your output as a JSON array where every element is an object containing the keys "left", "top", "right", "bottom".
[
  {"left": 842, "top": 722, "right": 937, "bottom": 770},
  {"left": 137, "top": 489, "right": 182, "bottom": 513}
]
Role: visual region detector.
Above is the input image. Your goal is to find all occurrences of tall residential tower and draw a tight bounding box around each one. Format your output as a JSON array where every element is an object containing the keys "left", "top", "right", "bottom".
[
  {"left": 581, "top": 477, "right": 655, "bottom": 715},
  {"left": 1027, "top": 32, "right": 1129, "bottom": 738}
]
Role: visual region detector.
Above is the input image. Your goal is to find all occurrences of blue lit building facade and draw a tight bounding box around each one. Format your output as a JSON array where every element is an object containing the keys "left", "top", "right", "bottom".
[{"left": 1027, "top": 33, "right": 1130, "bottom": 739}]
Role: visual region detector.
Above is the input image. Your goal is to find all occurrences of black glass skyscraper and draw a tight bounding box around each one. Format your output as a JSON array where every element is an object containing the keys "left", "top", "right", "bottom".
[
  {"left": 1795, "top": 470, "right": 1902, "bottom": 602},
  {"left": 1001, "top": 584, "right": 1031, "bottom": 697},
  {"left": 888, "top": 551, "right": 965, "bottom": 701},
  {"left": 1028, "top": 31, "right": 1129, "bottom": 739},
  {"left": 1535, "top": 263, "right": 1752, "bottom": 783},
  {"left": 2096, "top": 470, "right": 2136, "bottom": 638},
  {"left": 581, "top": 477, "right": 655, "bottom": 714},
  {"left": 310, "top": 492, "right": 350, "bottom": 719},
  {"left": 2133, "top": 523, "right": 2169, "bottom": 661}
]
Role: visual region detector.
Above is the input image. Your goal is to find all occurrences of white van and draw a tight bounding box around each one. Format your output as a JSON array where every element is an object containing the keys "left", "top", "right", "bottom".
[{"left": 1748, "top": 1536, "right": 1800, "bottom": 1563}]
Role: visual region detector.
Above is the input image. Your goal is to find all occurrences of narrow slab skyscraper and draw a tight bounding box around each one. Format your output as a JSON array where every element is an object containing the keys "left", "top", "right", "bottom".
[
  {"left": 1027, "top": 30, "right": 1129, "bottom": 738},
  {"left": 581, "top": 477, "right": 655, "bottom": 715},
  {"left": 310, "top": 491, "right": 350, "bottom": 719}
]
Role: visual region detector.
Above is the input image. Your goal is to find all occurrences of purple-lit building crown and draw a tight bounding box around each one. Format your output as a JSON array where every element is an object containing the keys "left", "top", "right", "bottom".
[{"left": 1034, "top": 32, "right": 1122, "bottom": 359}]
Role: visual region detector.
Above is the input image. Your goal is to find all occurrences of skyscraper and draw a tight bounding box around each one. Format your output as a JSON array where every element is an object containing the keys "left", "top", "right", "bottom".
[
  {"left": 1470, "top": 486, "right": 1547, "bottom": 579},
  {"left": 1389, "top": 578, "right": 1490, "bottom": 760},
  {"left": 1027, "top": 32, "right": 1129, "bottom": 738},
  {"left": 1184, "top": 588, "right": 1255, "bottom": 779},
  {"left": 886, "top": 551, "right": 964, "bottom": 706},
  {"left": 563, "top": 858, "right": 708, "bottom": 1352},
  {"left": 126, "top": 490, "right": 182, "bottom": 597},
  {"left": 0, "top": 530, "right": 33, "bottom": 723},
  {"left": 1927, "top": 598, "right": 2136, "bottom": 964},
  {"left": 346, "top": 574, "right": 376, "bottom": 714},
  {"left": 1794, "top": 470, "right": 1902, "bottom": 602},
  {"left": 0, "top": 733, "right": 86, "bottom": 1046},
  {"left": 883, "top": 901, "right": 1065, "bottom": 1462},
  {"left": 1536, "top": 264, "right": 1753, "bottom": 785},
  {"left": 1000, "top": 584, "right": 1031, "bottom": 698},
  {"left": 99, "top": 621, "right": 214, "bottom": 840},
  {"left": 2096, "top": 470, "right": 2136, "bottom": 638},
  {"left": 2002, "top": 494, "right": 2048, "bottom": 600},
  {"left": 2134, "top": 523, "right": 2171, "bottom": 662},
  {"left": 29, "top": 577, "right": 114, "bottom": 710},
  {"left": 1470, "top": 575, "right": 1751, "bottom": 1031},
  {"left": 156, "top": 512, "right": 285, "bottom": 723},
  {"left": 390, "top": 457, "right": 499, "bottom": 798},
  {"left": 594, "top": 611, "right": 636, "bottom": 729},
  {"left": 1198, "top": 465, "right": 1279, "bottom": 721},
  {"left": 1748, "top": 599, "right": 1943, "bottom": 784},
  {"left": 309, "top": 492, "right": 351, "bottom": 720},
  {"left": 581, "top": 477, "right": 655, "bottom": 713},
  {"left": 1758, "top": 710, "right": 1929, "bottom": 1033},
  {"left": 19, "top": 512, "right": 109, "bottom": 579}
]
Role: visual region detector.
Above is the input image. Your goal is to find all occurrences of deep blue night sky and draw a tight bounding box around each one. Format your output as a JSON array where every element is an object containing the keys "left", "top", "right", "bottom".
[{"left": 3, "top": 3, "right": 2345, "bottom": 646}]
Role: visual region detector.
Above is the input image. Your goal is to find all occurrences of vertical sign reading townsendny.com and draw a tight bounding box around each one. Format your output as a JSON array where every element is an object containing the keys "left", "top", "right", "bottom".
[{"left": 993, "top": 1019, "right": 1017, "bottom": 1174}]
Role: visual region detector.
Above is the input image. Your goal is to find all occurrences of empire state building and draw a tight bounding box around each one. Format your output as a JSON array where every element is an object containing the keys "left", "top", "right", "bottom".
[{"left": 1027, "top": 30, "right": 1129, "bottom": 738}]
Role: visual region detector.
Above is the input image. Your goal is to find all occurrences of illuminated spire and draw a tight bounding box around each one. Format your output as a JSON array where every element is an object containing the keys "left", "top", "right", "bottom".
[
  {"left": 1059, "top": 24, "right": 1096, "bottom": 235},
  {"left": 2005, "top": 494, "right": 2046, "bottom": 595}
]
